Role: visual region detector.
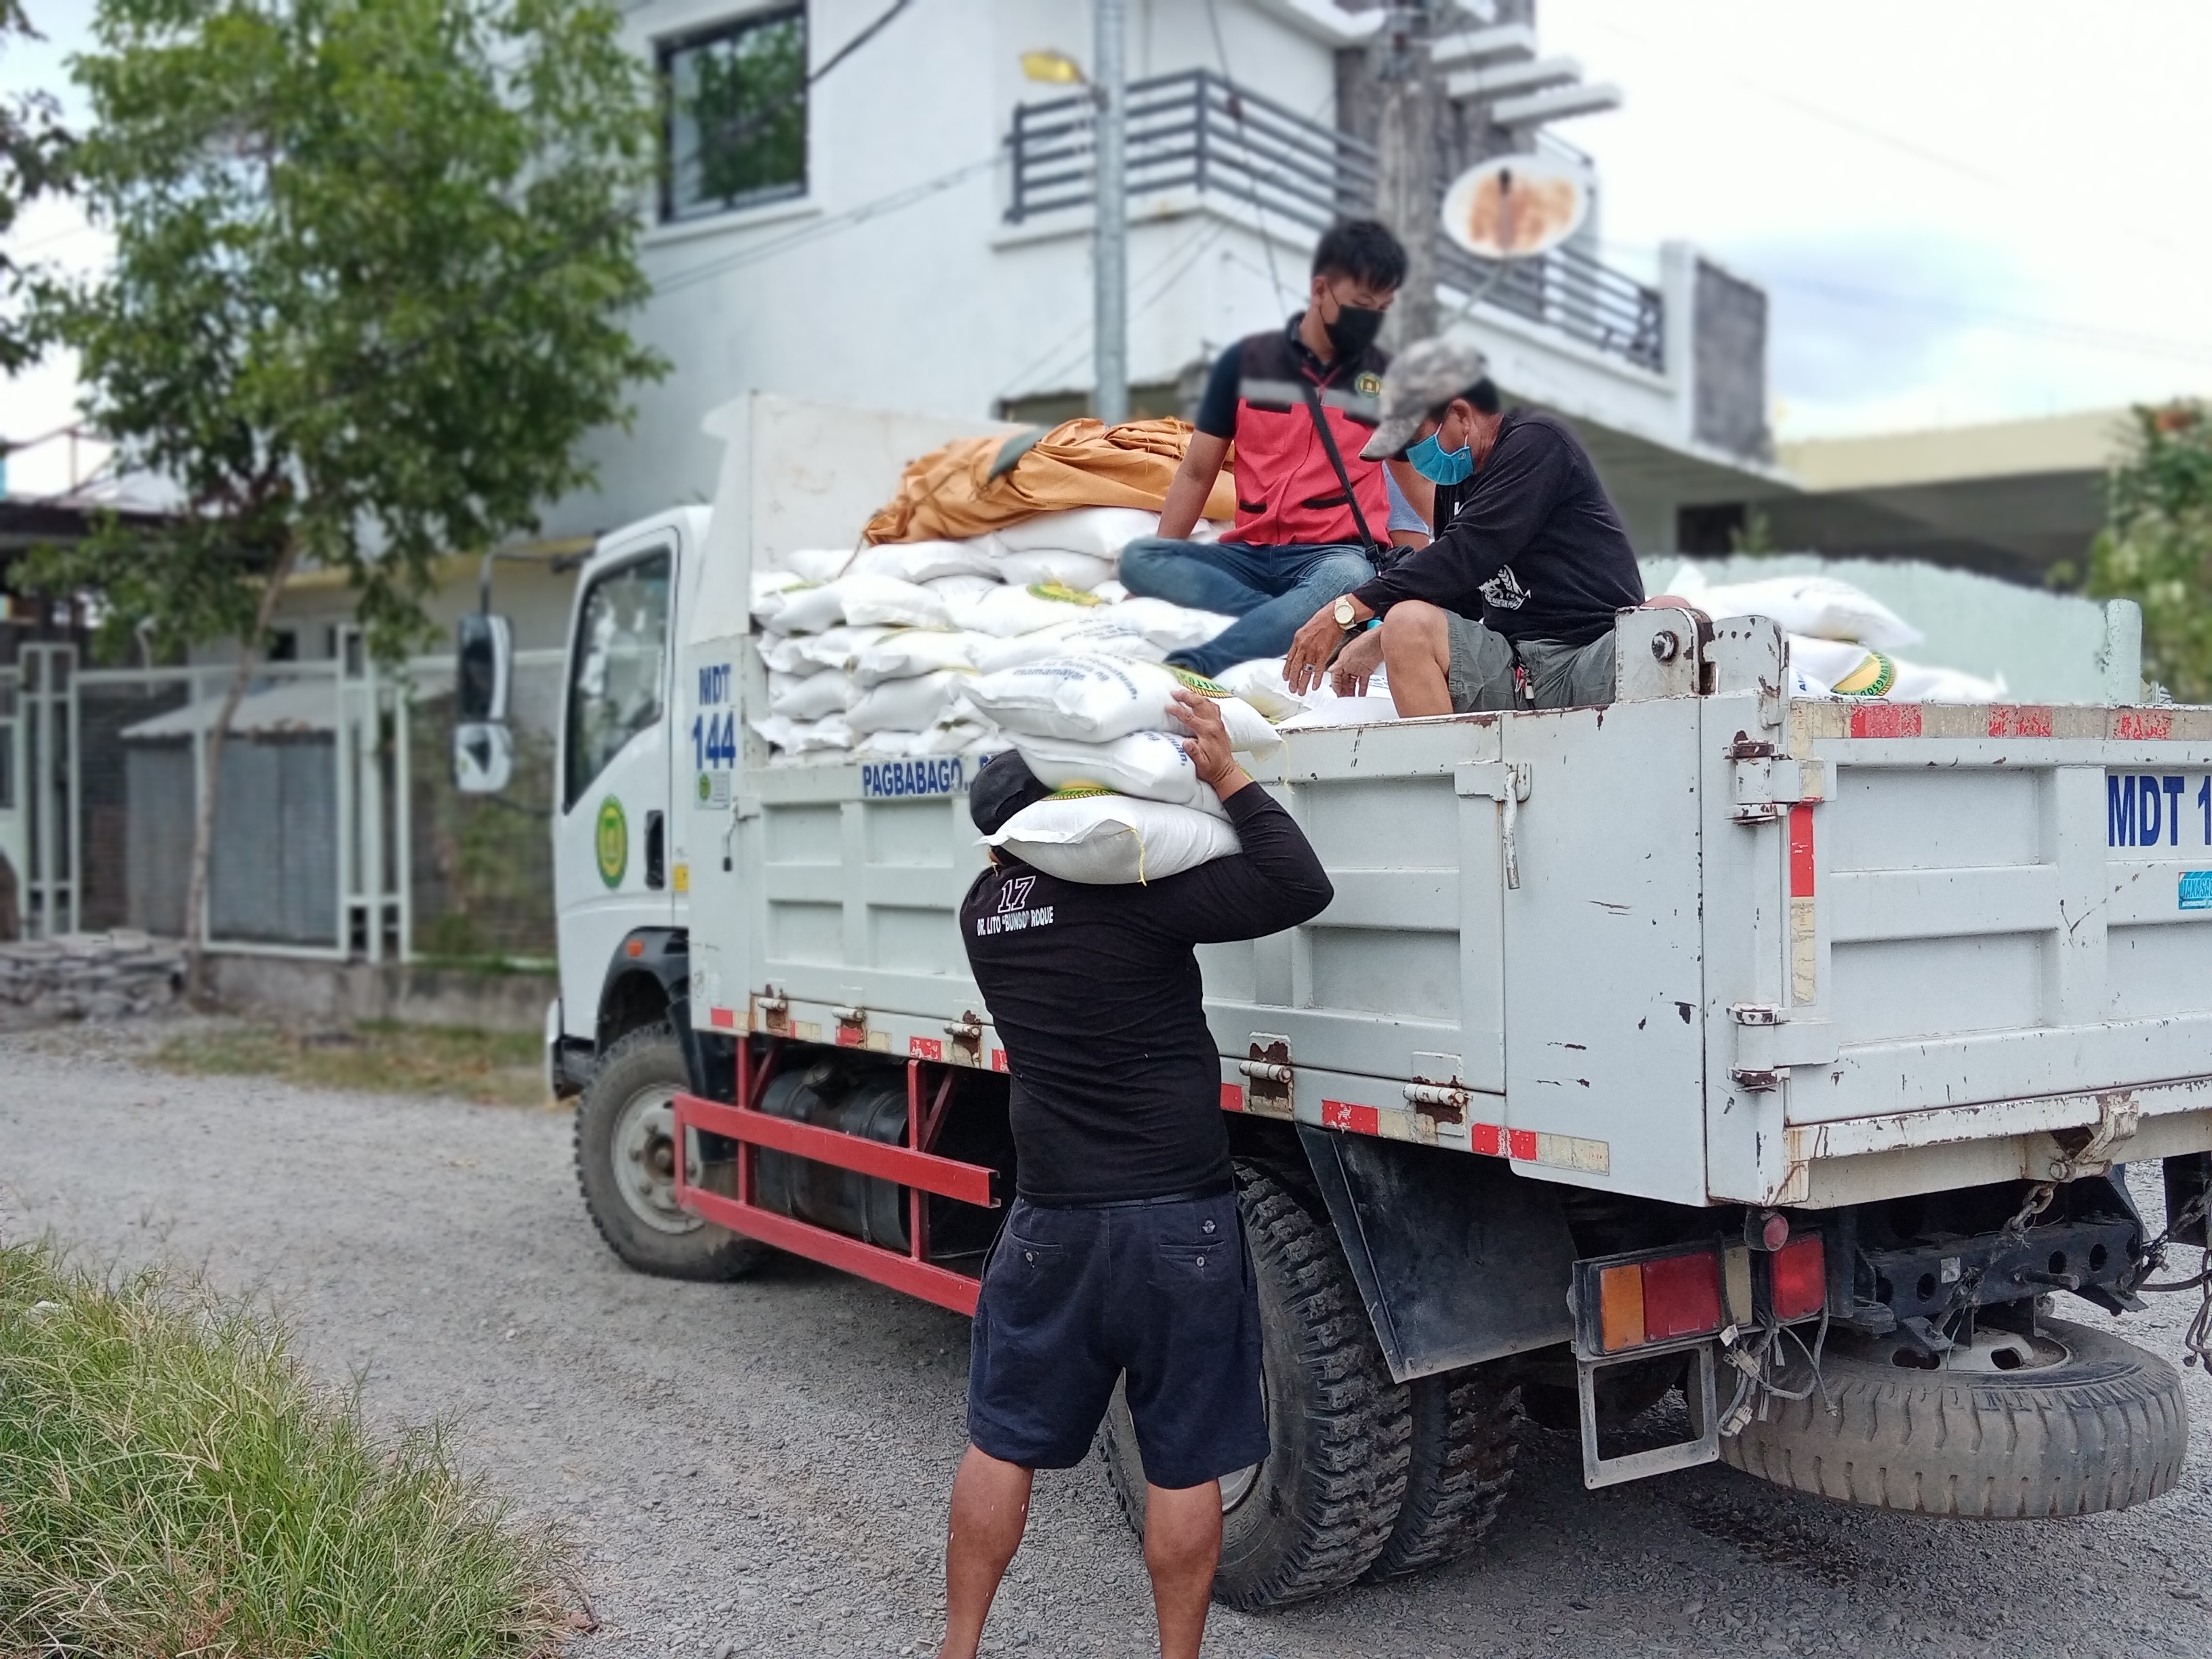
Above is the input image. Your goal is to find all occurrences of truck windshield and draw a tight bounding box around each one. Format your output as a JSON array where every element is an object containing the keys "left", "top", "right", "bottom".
[{"left": 565, "top": 552, "right": 670, "bottom": 811}]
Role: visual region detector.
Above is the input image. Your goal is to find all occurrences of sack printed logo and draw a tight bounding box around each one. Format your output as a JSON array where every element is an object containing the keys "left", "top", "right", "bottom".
[
  {"left": 595, "top": 796, "right": 628, "bottom": 888},
  {"left": 1355, "top": 371, "right": 1382, "bottom": 396},
  {"left": 1479, "top": 565, "right": 1530, "bottom": 612},
  {"left": 998, "top": 875, "right": 1037, "bottom": 913}
]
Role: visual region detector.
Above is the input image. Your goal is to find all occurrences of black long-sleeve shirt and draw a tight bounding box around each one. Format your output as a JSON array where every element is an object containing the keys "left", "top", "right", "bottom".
[
  {"left": 960, "top": 785, "right": 1334, "bottom": 1206},
  {"left": 1352, "top": 409, "right": 1642, "bottom": 646}
]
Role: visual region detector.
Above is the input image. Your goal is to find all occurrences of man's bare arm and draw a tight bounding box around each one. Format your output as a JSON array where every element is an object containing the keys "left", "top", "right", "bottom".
[{"left": 1157, "top": 432, "right": 1231, "bottom": 541}]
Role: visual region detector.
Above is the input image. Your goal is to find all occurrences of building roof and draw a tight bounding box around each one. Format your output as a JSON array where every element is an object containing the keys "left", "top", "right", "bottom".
[{"left": 1778, "top": 407, "right": 2131, "bottom": 492}]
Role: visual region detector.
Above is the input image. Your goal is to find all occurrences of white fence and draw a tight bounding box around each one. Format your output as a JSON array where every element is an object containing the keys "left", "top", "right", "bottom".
[{"left": 0, "top": 640, "right": 565, "bottom": 963}]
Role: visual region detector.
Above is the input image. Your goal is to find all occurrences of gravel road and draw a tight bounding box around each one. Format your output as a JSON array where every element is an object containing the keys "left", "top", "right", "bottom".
[{"left": 6, "top": 1021, "right": 2212, "bottom": 1659}]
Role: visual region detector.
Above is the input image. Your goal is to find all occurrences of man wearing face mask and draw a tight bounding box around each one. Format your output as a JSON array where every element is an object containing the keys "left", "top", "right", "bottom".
[
  {"left": 1118, "top": 220, "right": 1429, "bottom": 679},
  {"left": 1281, "top": 336, "right": 1643, "bottom": 715}
]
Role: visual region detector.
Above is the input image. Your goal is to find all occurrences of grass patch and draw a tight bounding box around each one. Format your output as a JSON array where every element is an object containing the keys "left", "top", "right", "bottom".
[
  {"left": 152, "top": 1019, "right": 549, "bottom": 1107},
  {"left": 0, "top": 1240, "right": 571, "bottom": 1658}
]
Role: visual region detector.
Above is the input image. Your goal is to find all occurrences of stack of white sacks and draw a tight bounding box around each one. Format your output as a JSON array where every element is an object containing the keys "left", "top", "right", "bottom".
[
  {"left": 1660, "top": 562, "right": 2005, "bottom": 701},
  {"left": 965, "top": 657, "right": 1285, "bottom": 882},
  {"left": 749, "top": 506, "right": 1246, "bottom": 761}
]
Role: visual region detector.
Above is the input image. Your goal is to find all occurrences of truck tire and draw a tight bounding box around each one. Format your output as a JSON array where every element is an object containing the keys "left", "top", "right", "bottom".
[
  {"left": 1721, "top": 1319, "right": 2188, "bottom": 1517},
  {"left": 1094, "top": 1168, "right": 1411, "bottom": 1610},
  {"left": 574, "top": 1023, "right": 768, "bottom": 1282},
  {"left": 1361, "top": 1366, "right": 1519, "bottom": 1580}
]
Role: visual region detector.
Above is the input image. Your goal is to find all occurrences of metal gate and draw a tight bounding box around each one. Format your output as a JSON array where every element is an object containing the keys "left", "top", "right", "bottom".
[{"left": 3, "top": 640, "right": 410, "bottom": 955}]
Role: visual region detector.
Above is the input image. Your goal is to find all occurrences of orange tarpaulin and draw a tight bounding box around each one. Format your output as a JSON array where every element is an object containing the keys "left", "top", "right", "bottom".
[{"left": 863, "top": 417, "right": 1239, "bottom": 544}]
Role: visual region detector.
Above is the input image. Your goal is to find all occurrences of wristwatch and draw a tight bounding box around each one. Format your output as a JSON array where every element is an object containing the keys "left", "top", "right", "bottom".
[{"left": 1333, "top": 594, "right": 1359, "bottom": 629}]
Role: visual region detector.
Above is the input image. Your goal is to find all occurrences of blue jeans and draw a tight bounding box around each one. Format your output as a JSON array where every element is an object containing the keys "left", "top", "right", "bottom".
[{"left": 1118, "top": 538, "right": 1375, "bottom": 678}]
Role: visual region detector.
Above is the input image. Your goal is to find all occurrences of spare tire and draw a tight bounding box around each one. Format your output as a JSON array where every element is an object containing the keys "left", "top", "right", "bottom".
[{"left": 1721, "top": 1318, "right": 2187, "bottom": 1517}]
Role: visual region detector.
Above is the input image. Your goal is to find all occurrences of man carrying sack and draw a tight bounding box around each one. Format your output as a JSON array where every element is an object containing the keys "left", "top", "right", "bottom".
[
  {"left": 935, "top": 692, "right": 1334, "bottom": 1659},
  {"left": 1117, "top": 219, "right": 1433, "bottom": 678}
]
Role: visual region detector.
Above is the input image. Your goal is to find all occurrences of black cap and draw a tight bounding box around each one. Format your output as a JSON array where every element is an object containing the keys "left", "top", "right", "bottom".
[{"left": 969, "top": 750, "right": 1051, "bottom": 836}]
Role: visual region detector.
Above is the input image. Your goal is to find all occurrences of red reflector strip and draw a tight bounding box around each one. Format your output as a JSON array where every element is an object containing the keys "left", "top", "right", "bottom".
[
  {"left": 1469, "top": 1122, "right": 1502, "bottom": 1157},
  {"left": 1322, "top": 1099, "right": 1380, "bottom": 1136},
  {"left": 1640, "top": 1250, "right": 1723, "bottom": 1341},
  {"left": 2114, "top": 710, "right": 2174, "bottom": 741},
  {"left": 990, "top": 1048, "right": 1009, "bottom": 1073},
  {"left": 1849, "top": 703, "right": 1923, "bottom": 739},
  {"left": 1220, "top": 1083, "right": 1245, "bottom": 1112},
  {"left": 708, "top": 1006, "right": 735, "bottom": 1030},
  {"left": 908, "top": 1036, "right": 943, "bottom": 1061},
  {"left": 1788, "top": 803, "right": 1816, "bottom": 898},
  {"left": 1986, "top": 704, "right": 2053, "bottom": 738},
  {"left": 1769, "top": 1235, "right": 1826, "bottom": 1322},
  {"left": 835, "top": 1025, "right": 863, "bottom": 1047},
  {"left": 1507, "top": 1128, "right": 1538, "bottom": 1162}
]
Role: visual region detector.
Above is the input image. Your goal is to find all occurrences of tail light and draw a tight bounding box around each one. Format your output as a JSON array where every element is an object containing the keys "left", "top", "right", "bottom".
[
  {"left": 1766, "top": 1234, "right": 1826, "bottom": 1323},
  {"left": 1576, "top": 1246, "right": 1723, "bottom": 1355}
]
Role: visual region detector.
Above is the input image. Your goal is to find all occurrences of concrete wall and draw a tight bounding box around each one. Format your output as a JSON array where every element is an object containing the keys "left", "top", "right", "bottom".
[{"left": 211, "top": 952, "right": 556, "bottom": 1035}]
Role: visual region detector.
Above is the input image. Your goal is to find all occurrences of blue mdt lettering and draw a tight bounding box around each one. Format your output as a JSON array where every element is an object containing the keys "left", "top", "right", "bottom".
[
  {"left": 697, "top": 663, "right": 731, "bottom": 705},
  {"left": 2162, "top": 775, "right": 2186, "bottom": 844},
  {"left": 2109, "top": 775, "right": 2136, "bottom": 846}
]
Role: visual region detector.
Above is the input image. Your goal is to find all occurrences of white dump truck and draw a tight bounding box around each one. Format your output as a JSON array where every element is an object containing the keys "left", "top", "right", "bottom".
[{"left": 459, "top": 394, "right": 2212, "bottom": 1609}]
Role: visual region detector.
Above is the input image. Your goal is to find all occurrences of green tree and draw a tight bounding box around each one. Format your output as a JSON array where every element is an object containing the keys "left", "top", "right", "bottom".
[
  {"left": 0, "top": 0, "right": 71, "bottom": 374},
  {"left": 21, "top": 0, "right": 663, "bottom": 991},
  {"left": 2078, "top": 403, "right": 2212, "bottom": 703}
]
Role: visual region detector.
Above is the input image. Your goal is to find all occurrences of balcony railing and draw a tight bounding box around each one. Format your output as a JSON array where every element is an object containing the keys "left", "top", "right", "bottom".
[{"left": 1005, "top": 68, "right": 1663, "bottom": 375}]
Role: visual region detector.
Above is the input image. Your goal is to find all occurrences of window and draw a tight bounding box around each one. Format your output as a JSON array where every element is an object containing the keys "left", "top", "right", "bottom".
[
  {"left": 661, "top": 8, "right": 807, "bottom": 222},
  {"left": 565, "top": 553, "right": 670, "bottom": 811}
]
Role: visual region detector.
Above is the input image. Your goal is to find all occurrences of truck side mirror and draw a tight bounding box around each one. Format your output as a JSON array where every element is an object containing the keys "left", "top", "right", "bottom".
[
  {"left": 453, "top": 721, "right": 514, "bottom": 794},
  {"left": 455, "top": 612, "right": 512, "bottom": 723}
]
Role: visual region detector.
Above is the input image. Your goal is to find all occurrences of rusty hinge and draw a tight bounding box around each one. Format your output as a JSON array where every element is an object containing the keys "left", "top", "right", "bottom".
[
  {"left": 1241, "top": 1036, "right": 1294, "bottom": 1118},
  {"left": 1732, "top": 756, "right": 1826, "bottom": 825},
  {"left": 943, "top": 1012, "right": 985, "bottom": 1066}
]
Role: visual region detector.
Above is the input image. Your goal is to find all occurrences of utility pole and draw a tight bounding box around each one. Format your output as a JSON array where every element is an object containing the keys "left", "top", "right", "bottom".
[
  {"left": 1092, "top": 0, "right": 1128, "bottom": 425},
  {"left": 1372, "top": 1, "right": 1440, "bottom": 348}
]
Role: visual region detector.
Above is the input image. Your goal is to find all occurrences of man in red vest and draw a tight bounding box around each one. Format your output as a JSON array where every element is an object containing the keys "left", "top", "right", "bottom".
[{"left": 1118, "top": 220, "right": 1427, "bottom": 678}]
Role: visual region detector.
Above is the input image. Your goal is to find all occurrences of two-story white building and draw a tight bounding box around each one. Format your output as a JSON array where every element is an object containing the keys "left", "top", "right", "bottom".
[{"left": 558, "top": 0, "right": 1786, "bottom": 554}]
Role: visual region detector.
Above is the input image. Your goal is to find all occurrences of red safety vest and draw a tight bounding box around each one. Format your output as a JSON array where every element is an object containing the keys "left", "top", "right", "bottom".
[{"left": 1227, "top": 323, "right": 1391, "bottom": 547}]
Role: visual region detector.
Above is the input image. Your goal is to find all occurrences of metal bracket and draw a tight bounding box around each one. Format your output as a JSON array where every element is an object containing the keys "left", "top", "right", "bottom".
[
  {"left": 2048, "top": 1091, "right": 2141, "bottom": 1181},
  {"left": 1732, "top": 756, "right": 1826, "bottom": 825},
  {"left": 1456, "top": 760, "right": 1532, "bottom": 890},
  {"left": 1729, "top": 1004, "right": 1837, "bottom": 1073},
  {"left": 1578, "top": 1342, "right": 1720, "bottom": 1489},
  {"left": 1242, "top": 1034, "right": 1294, "bottom": 1118}
]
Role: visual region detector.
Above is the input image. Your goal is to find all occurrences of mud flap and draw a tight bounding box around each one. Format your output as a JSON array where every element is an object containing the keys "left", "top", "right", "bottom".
[{"left": 1296, "top": 1124, "right": 1577, "bottom": 1384}]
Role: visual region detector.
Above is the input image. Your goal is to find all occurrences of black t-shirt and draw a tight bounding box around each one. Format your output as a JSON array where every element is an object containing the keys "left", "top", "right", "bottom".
[
  {"left": 1353, "top": 409, "right": 1643, "bottom": 646},
  {"left": 960, "top": 786, "right": 1334, "bottom": 1206}
]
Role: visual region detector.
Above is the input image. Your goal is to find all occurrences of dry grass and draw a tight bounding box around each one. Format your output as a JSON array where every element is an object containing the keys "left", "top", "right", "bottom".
[
  {"left": 150, "top": 1019, "right": 550, "bottom": 1107},
  {"left": 0, "top": 1241, "right": 573, "bottom": 1658}
]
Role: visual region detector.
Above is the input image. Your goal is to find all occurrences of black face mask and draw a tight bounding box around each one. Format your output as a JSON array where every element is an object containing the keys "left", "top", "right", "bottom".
[{"left": 1323, "top": 302, "right": 1387, "bottom": 360}]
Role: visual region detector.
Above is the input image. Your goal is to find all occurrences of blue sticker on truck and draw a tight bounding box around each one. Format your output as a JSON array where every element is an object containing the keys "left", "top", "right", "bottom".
[
  {"left": 861, "top": 758, "right": 966, "bottom": 798},
  {"left": 2182, "top": 871, "right": 2212, "bottom": 912}
]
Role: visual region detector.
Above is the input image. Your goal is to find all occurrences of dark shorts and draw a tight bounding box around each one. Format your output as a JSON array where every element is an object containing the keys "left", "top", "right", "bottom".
[{"left": 966, "top": 1190, "right": 1267, "bottom": 1491}]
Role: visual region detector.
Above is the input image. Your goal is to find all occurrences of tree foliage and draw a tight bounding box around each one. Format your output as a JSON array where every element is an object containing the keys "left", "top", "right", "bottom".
[
  {"left": 22, "top": 0, "right": 665, "bottom": 662},
  {"left": 2078, "top": 403, "right": 2212, "bottom": 704},
  {"left": 0, "top": 0, "right": 72, "bottom": 375}
]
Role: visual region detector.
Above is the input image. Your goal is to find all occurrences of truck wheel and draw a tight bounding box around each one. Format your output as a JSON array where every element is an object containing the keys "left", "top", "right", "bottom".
[
  {"left": 1095, "top": 1168, "right": 1411, "bottom": 1610},
  {"left": 1721, "top": 1319, "right": 2188, "bottom": 1517},
  {"left": 574, "top": 1023, "right": 768, "bottom": 1282},
  {"left": 1361, "top": 1366, "right": 1519, "bottom": 1580}
]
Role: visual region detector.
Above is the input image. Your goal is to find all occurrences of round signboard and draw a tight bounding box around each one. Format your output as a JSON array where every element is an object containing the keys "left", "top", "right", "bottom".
[{"left": 1439, "top": 151, "right": 1593, "bottom": 262}]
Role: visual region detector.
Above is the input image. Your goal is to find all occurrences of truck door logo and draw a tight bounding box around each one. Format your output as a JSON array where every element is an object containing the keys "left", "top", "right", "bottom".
[{"left": 596, "top": 797, "right": 628, "bottom": 888}]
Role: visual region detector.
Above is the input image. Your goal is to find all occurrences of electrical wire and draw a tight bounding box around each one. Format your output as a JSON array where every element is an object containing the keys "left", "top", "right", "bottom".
[{"left": 1578, "top": 12, "right": 2200, "bottom": 264}]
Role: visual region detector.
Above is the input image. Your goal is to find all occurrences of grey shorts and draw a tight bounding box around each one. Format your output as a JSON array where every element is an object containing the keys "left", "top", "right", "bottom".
[{"left": 1445, "top": 616, "right": 1617, "bottom": 712}]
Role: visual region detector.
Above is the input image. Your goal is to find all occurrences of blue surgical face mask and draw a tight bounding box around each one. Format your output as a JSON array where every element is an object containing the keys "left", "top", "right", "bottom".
[{"left": 1406, "top": 429, "right": 1473, "bottom": 485}]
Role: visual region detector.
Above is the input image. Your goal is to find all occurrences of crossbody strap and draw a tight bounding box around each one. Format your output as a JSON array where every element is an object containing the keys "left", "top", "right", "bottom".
[{"left": 1298, "top": 379, "right": 1387, "bottom": 562}]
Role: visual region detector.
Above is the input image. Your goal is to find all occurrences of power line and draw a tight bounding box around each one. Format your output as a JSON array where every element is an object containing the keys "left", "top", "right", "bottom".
[
  {"left": 1578, "top": 14, "right": 2200, "bottom": 264},
  {"left": 1758, "top": 270, "right": 2212, "bottom": 365},
  {"left": 650, "top": 152, "right": 1002, "bottom": 295}
]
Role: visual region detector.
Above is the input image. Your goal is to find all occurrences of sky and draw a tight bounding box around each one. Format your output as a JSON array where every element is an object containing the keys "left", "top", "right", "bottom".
[
  {"left": 1540, "top": 0, "right": 2212, "bottom": 438},
  {"left": 6, "top": 0, "right": 2212, "bottom": 493}
]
